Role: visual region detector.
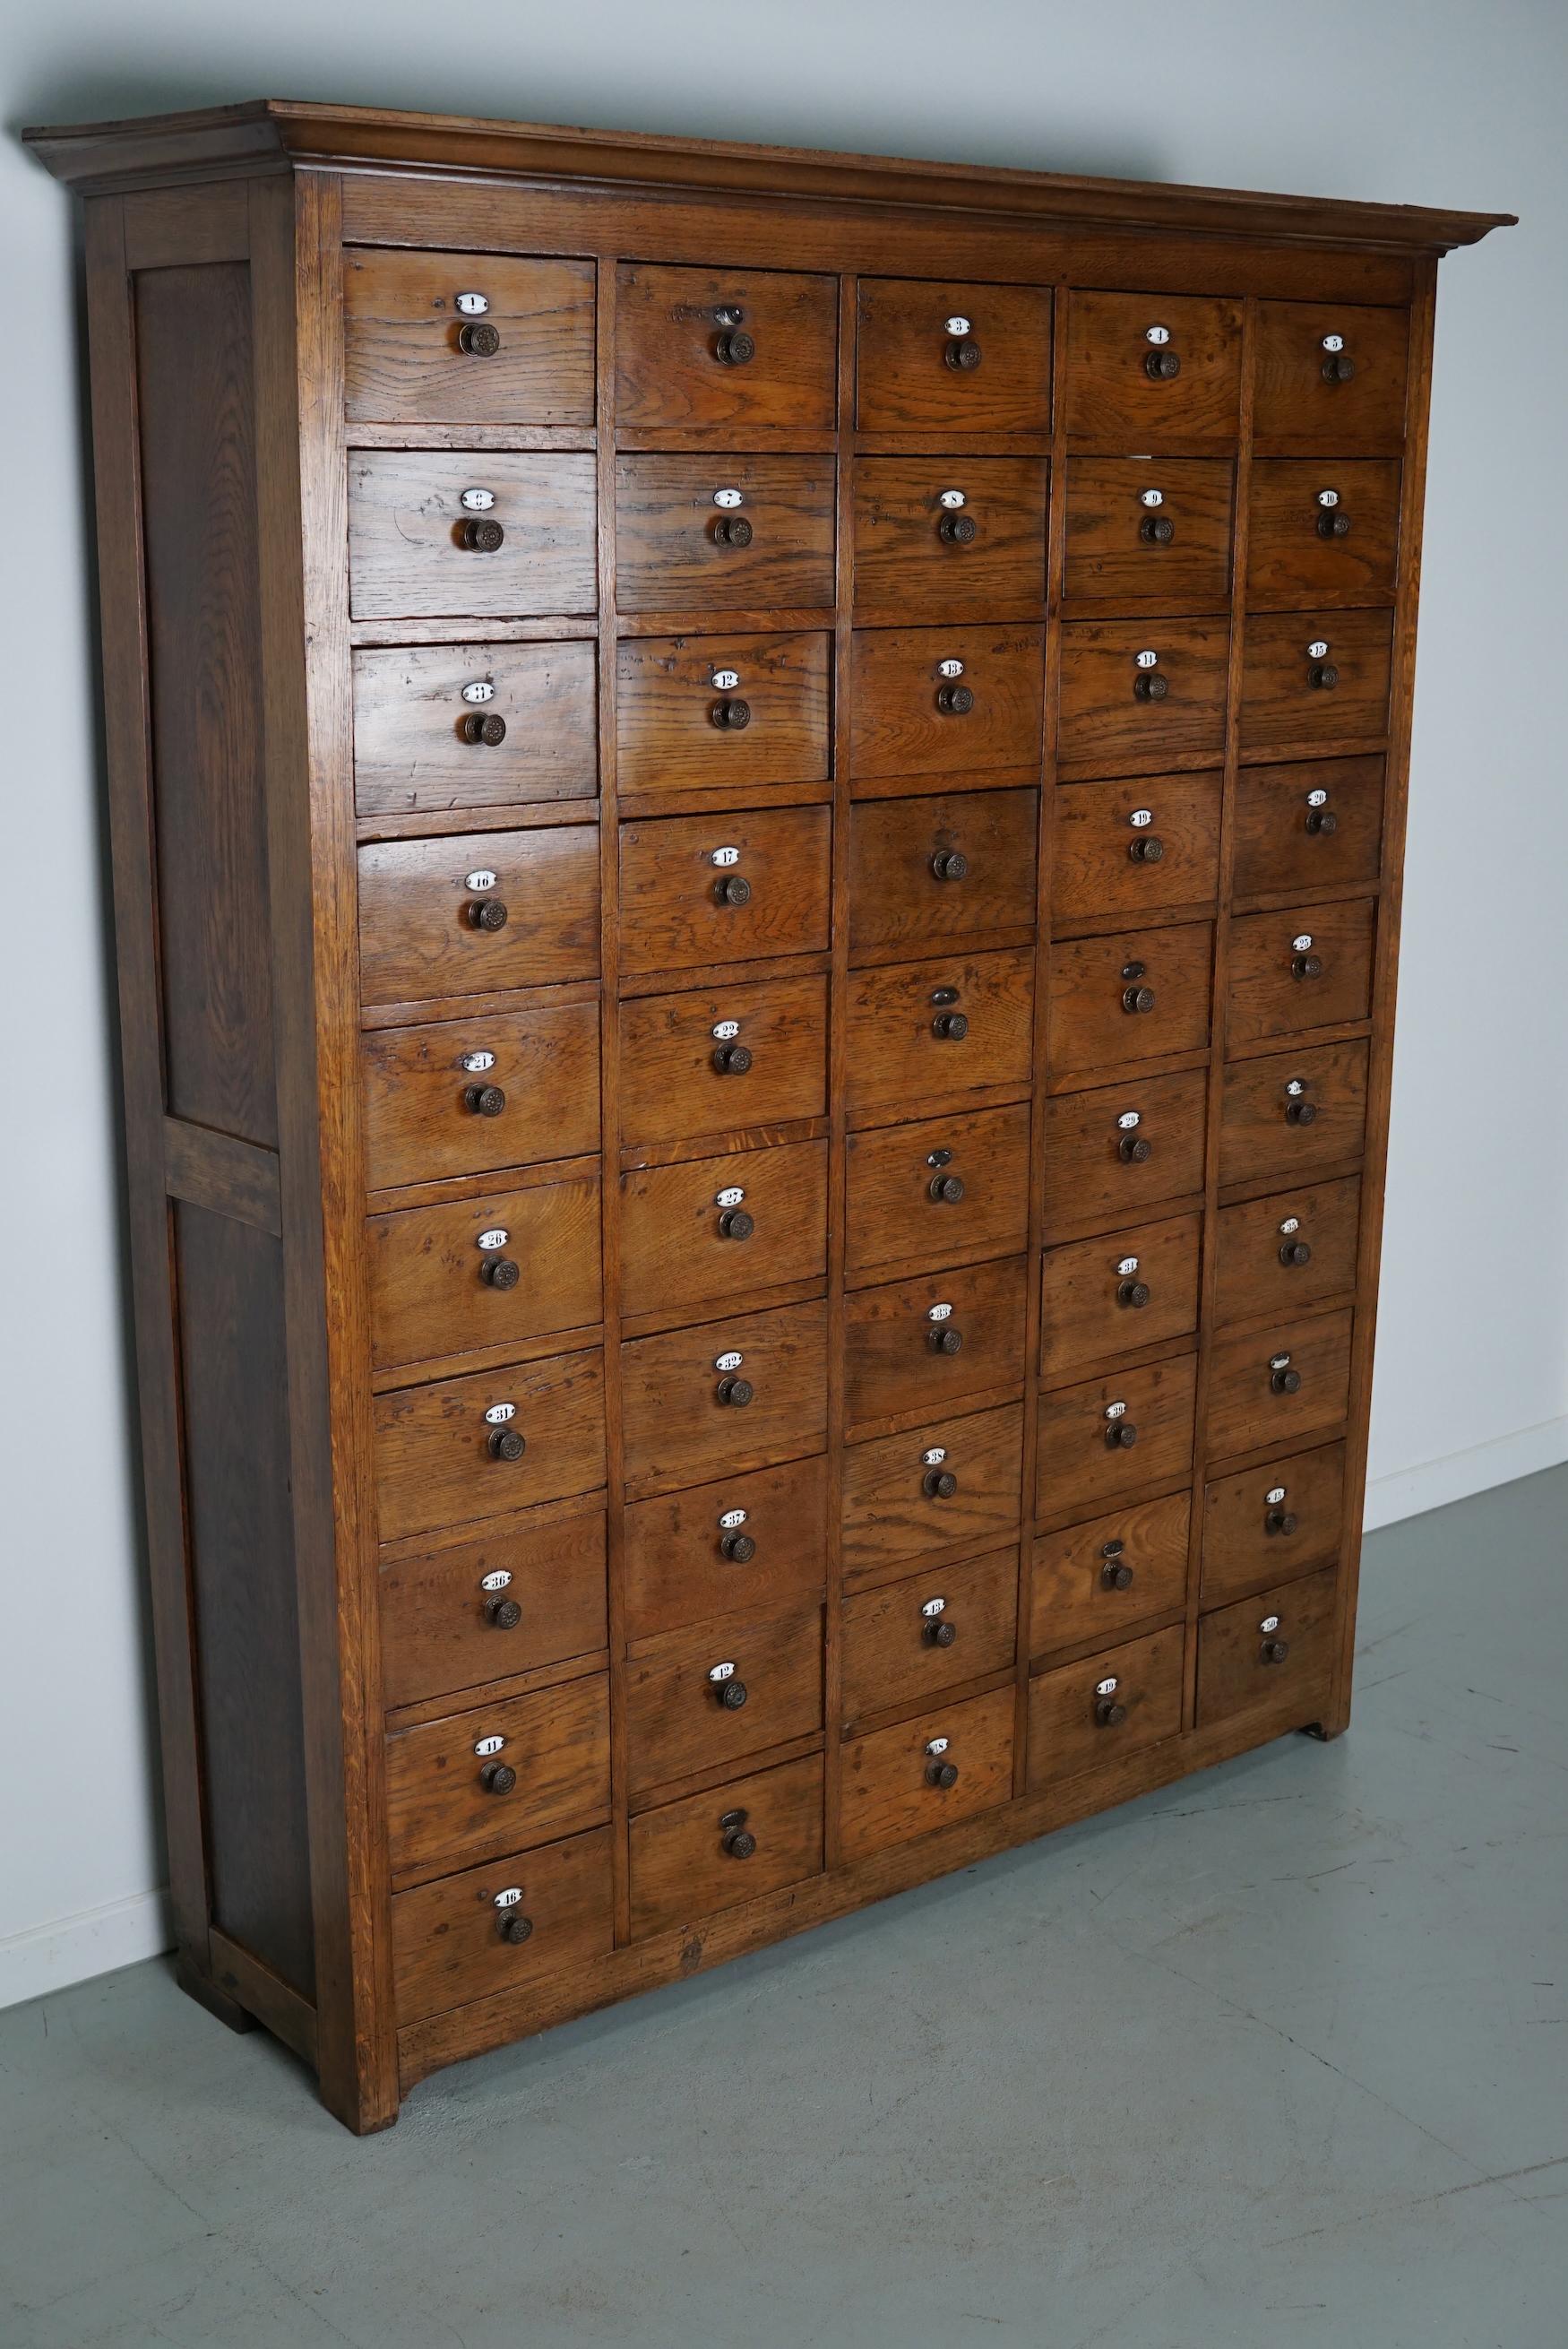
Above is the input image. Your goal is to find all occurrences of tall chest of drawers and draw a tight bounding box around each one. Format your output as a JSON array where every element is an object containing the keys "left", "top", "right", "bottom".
[{"left": 29, "top": 100, "right": 1507, "bottom": 2131}]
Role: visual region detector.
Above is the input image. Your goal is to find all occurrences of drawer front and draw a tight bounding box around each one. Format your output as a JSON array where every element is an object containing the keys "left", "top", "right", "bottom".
[
  {"left": 846, "top": 1103, "right": 1031, "bottom": 1282},
  {"left": 845, "top": 1257, "right": 1029, "bottom": 1429},
  {"left": 1197, "top": 1566, "right": 1337, "bottom": 1732},
  {"left": 1226, "top": 900, "right": 1375, "bottom": 1044},
  {"left": 1040, "top": 1210, "right": 1202, "bottom": 1381},
  {"left": 629, "top": 1753, "right": 824, "bottom": 1939},
  {"left": 1202, "top": 1441, "right": 1346, "bottom": 1608},
  {"left": 1026, "top": 1621, "right": 1184, "bottom": 1789},
  {"left": 616, "top": 631, "right": 831, "bottom": 795},
  {"left": 617, "top": 974, "right": 828, "bottom": 1147},
  {"left": 1253, "top": 301, "right": 1409, "bottom": 449},
  {"left": 852, "top": 457, "right": 1049, "bottom": 617},
  {"left": 855, "top": 278, "right": 1053, "bottom": 432},
  {"left": 379, "top": 1504, "right": 607, "bottom": 1712},
  {"left": 1048, "top": 921, "right": 1212, "bottom": 1075},
  {"left": 391, "top": 1826, "right": 613, "bottom": 2029},
  {"left": 839, "top": 1686, "right": 1014, "bottom": 1866},
  {"left": 1058, "top": 617, "right": 1230, "bottom": 771},
  {"left": 1030, "top": 1490, "right": 1191, "bottom": 1657},
  {"left": 1044, "top": 1067, "right": 1209, "bottom": 1229},
  {"left": 1214, "top": 1175, "right": 1362, "bottom": 1328},
  {"left": 1245, "top": 459, "right": 1400, "bottom": 609},
  {"left": 843, "top": 1403, "right": 1024, "bottom": 1592},
  {"left": 375, "top": 1348, "right": 607, "bottom": 1545},
  {"left": 849, "top": 788, "right": 1038, "bottom": 952},
  {"left": 626, "top": 1606, "right": 823, "bottom": 1798},
  {"left": 367, "top": 1172, "right": 602, "bottom": 1372},
  {"left": 343, "top": 248, "right": 595, "bottom": 427},
  {"left": 841, "top": 1550, "right": 1018, "bottom": 1725},
  {"left": 1219, "top": 1040, "right": 1371, "bottom": 1187},
  {"left": 1064, "top": 292, "right": 1243, "bottom": 445},
  {"left": 1035, "top": 1352, "right": 1197, "bottom": 1518},
  {"left": 1205, "top": 1308, "right": 1354, "bottom": 1460},
  {"left": 385, "top": 1672, "right": 609, "bottom": 1881},
  {"left": 615, "top": 263, "right": 838, "bottom": 430},
  {"left": 621, "top": 1300, "right": 829, "bottom": 1498},
  {"left": 615, "top": 455, "right": 837, "bottom": 612},
  {"left": 347, "top": 452, "right": 597, "bottom": 622},
  {"left": 618, "top": 805, "right": 831, "bottom": 976},
  {"left": 850, "top": 624, "right": 1045, "bottom": 778},
  {"left": 1231, "top": 756, "right": 1384, "bottom": 900},
  {"left": 357, "top": 826, "right": 600, "bottom": 1007},
  {"left": 1240, "top": 608, "right": 1393, "bottom": 747},
  {"left": 619, "top": 1139, "right": 829, "bottom": 1319},
  {"left": 1052, "top": 773, "right": 1221, "bottom": 922},
  {"left": 844, "top": 948, "right": 1035, "bottom": 1120},
  {"left": 351, "top": 640, "right": 598, "bottom": 819},
  {"left": 361, "top": 1003, "right": 600, "bottom": 1192},
  {"left": 1063, "top": 457, "right": 1234, "bottom": 608},
  {"left": 625, "top": 1455, "right": 828, "bottom": 1645}
]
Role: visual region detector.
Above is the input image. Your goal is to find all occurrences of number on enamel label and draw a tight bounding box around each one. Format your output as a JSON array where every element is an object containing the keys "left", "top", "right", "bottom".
[
  {"left": 460, "top": 1051, "right": 496, "bottom": 1075},
  {"left": 712, "top": 1018, "right": 739, "bottom": 1041},
  {"left": 461, "top": 679, "right": 495, "bottom": 704},
  {"left": 926, "top": 1302, "right": 953, "bottom": 1322},
  {"left": 711, "top": 668, "right": 741, "bottom": 690},
  {"left": 1270, "top": 1353, "right": 1292, "bottom": 1371},
  {"left": 719, "top": 1507, "right": 748, "bottom": 1530},
  {"left": 1279, "top": 1216, "right": 1300, "bottom": 1235},
  {"left": 1317, "top": 488, "right": 1340, "bottom": 507},
  {"left": 937, "top": 657, "right": 965, "bottom": 678},
  {"left": 465, "top": 868, "right": 497, "bottom": 891},
  {"left": 713, "top": 488, "right": 745, "bottom": 509},
  {"left": 944, "top": 315, "right": 971, "bottom": 335},
  {"left": 922, "top": 1447, "right": 947, "bottom": 1466},
  {"left": 493, "top": 1886, "right": 522, "bottom": 1908},
  {"left": 1260, "top": 1615, "right": 1280, "bottom": 1635},
  {"left": 1117, "top": 1110, "right": 1142, "bottom": 1130},
  {"left": 926, "top": 1737, "right": 950, "bottom": 1757},
  {"left": 1307, "top": 639, "right": 1330, "bottom": 659},
  {"left": 1286, "top": 1078, "right": 1305, "bottom": 1096},
  {"left": 475, "top": 1733, "right": 505, "bottom": 1757},
  {"left": 1096, "top": 1677, "right": 1119, "bottom": 1697},
  {"left": 1322, "top": 333, "right": 1345, "bottom": 352},
  {"left": 1130, "top": 807, "right": 1154, "bottom": 828},
  {"left": 1116, "top": 1257, "right": 1140, "bottom": 1276},
  {"left": 476, "top": 1229, "right": 509, "bottom": 1251},
  {"left": 1306, "top": 788, "right": 1329, "bottom": 807},
  {"left": 484, "top": 1403, "right": 516, "bottom": 1425},
  {"left": 716, "top": 1187, "right": 745, "bottom": 1208},
  {"left": 1265, "top": 1487, "right": 1287, "bottom": 1507},
  {"left": 921, "top": 1597, "right": 947, "bottom": 1618},
  {"left": 480, "top": 1569, "right": 513, "bottom": 1593},
  {"left": 460, "top": 486, "right": 495, "bottom": 511},
  {"left": 455, "top": 292, "right": 490, "bottom": 315},
  {"left": 711, "top": 845, "right": 741, "bottom": 867},
  {"left": 715, "top": 1350, "right": 744, "bottom": 1373},
  {"left": 1293, "top": 934, "right": 1314, "bottom": 952},
  {"left": 1106, "top": 1400, "right": 1127, "bottom": 1421},
  {"left": 1140, "top": 488, "right": 1165, "bottom": 507},
  {"left": 1145, "top": 324, "right": 1171, "bottom": 344},
  {"left": 708, "top": 1661, "right": 736, "bottom": 1683},
  {"left": 1135, "top": 649, "right": 1159, "bottom": 669},
  {"left": 938, "top": 488, "right": 967, "bottom": 508}
]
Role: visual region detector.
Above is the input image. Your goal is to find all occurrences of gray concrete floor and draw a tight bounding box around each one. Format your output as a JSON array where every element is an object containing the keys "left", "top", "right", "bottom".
[{"left": 3, "top": 1466, "right": 1564, "bottom": 2349}]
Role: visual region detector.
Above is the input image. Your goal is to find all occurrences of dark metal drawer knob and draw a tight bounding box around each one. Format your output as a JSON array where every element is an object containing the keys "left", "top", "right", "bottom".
[
  {"left": 945, "top": 336, "right": 982, "bottom": 371},
  {"left": 1117, "top": 1279, "right": 1151, "bottom": 1309},
  {"left": 1322, "top": 351, "right": 1357, "bottom": 383},
  {"left": 938, "top": 511, "right": 978, "bottom": 545},
  {"left": 718, "top": 1207, "right": 754, "bottom": 1240},
  {"left": 1271, "top": 1366, "right": 1302, "bottom": 1395},
  {"left": 714, "top": 1676, "right": 748, "bottom": 1711},
  {"left": 712, "top": 1041, "right": 753, "bottom": 1075},
  {"left": 926, "top": 1758, "right": 960, "bottom": 1789},
  {"left": 1105, "top": 1421, "right": 1138, "bottom": 1450},
  {"left": 1286, "top": 1098, "right": 1318, "bottom": 1126},
  {"left": 720, "top": 1530, "right": 756, "bottom": 1563},
  {"left": 1265, "top": 1508, "right": 1299, "bottom": 1537},
  {"left": 1309, "top": 662, "right": 1340, "bottom": 689},
  {"left": 719, "top": 1807, "right": 756, "bottom": 1858},
  {"left": 713, "top": 514, "right": 754, "bottom": 548},
  {"left": 458, "top": 319, "right": 502, "bottom": 358},
  {"left": 479, "top": 1759, "right": 517, "bottom": 1794},
  {"left": 714, "top": 872, "right": 753, "bottom": 906},
  {"left": 923, "top": 1467, "right": 958, "bottom": 1499},
  {"left": 1145, "top": 349, "right": 1182, "bottom": 380},
  {"left": 1316, "top": 509, "right": 1352, "bottom": 540},
  {"left": 464, "top": 1082, "right": 506, "bottom": 1117},
  {"left": 465, "top": 897, "right": 509, "bottom": 931},
  {"left": 1133, "top": 671, "right": 1169, "bottom": 702},
  {"left": 461, "top": 516, "right": 505, "bottom": 553},
  {"left": 1119, "top": 1134, "right": 1153, "bottom": 1163},
  {"left": 1095, "top": 1697, "right": 1128, "bottom": 1726},
  {"left": 935, "top": 681, "right": 974, "bottom": 715},
  {"left": 924, "top": 1616, "right": 958, "bottom": 1649},
  {"left": 1292, "top": 954, "right": 1323, "bottom": 980},
  {"left": 929, "top": 1172, "right": 966, "bottom": 1204},
  {"left": 487, "top": 1427, "right": 526, "bottom": 1462},
  {"left": 1140, "top": 514, "right": 1176, "bottom": 545},
  {"left": 927, "top": 1325, "right": 965, "bottom": 1356},
  {"left": 930, "top": 848, "right": 969, "bottom": 882},
  {"left": 1305, "top": 807, "right": 1338, "bottom": 835},
  {"left": 485, "top": 1594, "right": 522, "bottom": 1629},
  {"left": 716, "top": 1374, "right": 754, "bottom": 1408},
  {"left": 1123, "top": 984, "right": 1156, "bottom": 1015},
  {"left": 479, "top": 1256, "right": 521, "bottom": 1291},
  {"left": 496, "top": 1909, "right": 534, "bottom": 1944},
  {"left": 713, "top": 329, "right": 755, "bottom": 366},
  {"left": 462, "top": 711, "right": 507, "bottom": 747},
  {"left": 710, "top": 696, "right": 752, "bottom": 730},
  {"left": 1279, "top": 1238, "right": 1314, "bottom": 1267},
  {"left": 1260, "top": 1637, "right": 1291, "bottom": 1665},
  {"left": 1101, "top": 1559, "right": 1135, "bottom": 1592},
  {"left": 1128, "top": 834, "right": 1165, "bottom": 863},
  {"left": 932, "top": 1009, "right": 969, "bottom": 1041}
]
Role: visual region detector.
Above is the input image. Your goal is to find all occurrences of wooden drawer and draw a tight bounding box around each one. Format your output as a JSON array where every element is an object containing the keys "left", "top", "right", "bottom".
[
  {"left": 357, "top": 826, "right": 599, "bottom": 1007},
  {"left": 1219, "top": 1040, "right": 1370, "bottom": 1187},
  {"left": 367, "top": 1170, "right": 601, "bottom": 1372},
  {"left": 1048, "top": 921, "right": 1212, "bottom": 1076},
  {"left": 1026, "top": 1622, "right": 1184, "bottom": 1789},
  {"left": 1058, "top": 617, "right": 1230, "bottom": 772},
  {"left": 625, "top": 1455, "right": 828, "bottom": 1645},
  {"left": 846, "top": 1103, "right": 1031, "bottom": 1282},
  {"left": 1030, "top": 1490, "right": 1191, "bottom": 1656},
  {"left": 1253, "top": 301, "right": 1409, "bottom": 449},
  {"left": 1202, "top": 1441, "right": 1346, "bottom": 1608},
  {"left": 1044, "top": 1067, "right": 1208, "bottom": 1230},
  {"left": 1205, "top": 1308, "right": 1354, "bottom": 1460},
  {"left": 839, "top": 1686, "right": 1014, "bottom": 1866},
  {"left": 843, "top": 1403, "right": 1024, "bottom": 1592},
  {"left": 1196, "top": 1566, "right": 1337, "bottom": 1732},
  {"left": 1240, "top": 608, "right": 1393, "bottom": 748},
  {"left": 374, "top": 1348, "right": 606, "bottom": 1545},
  {"left": 1040, "top": 1210, "right": 1202, "bottom": 1381},
  {"left": 841, "top": 1550, "right": 1017, "bottom": 1725},
  {"left": 361, "top": 1003, "right": 600, "bottom": 1193},
  {"left": 615, "top": 263, "right": 837, "bottom": 429},
  {"left": 617, "top": 974, "right": 828, "bottom": 1147},
  {"left": 343, "top": 248, "right": 595, "bottom": 427},
  {"left": 1232, "top": 756, "right": 1383, "bottom": 900},
  {"left": 1035, "top": 1352, "right": 1197, "bottom": 1518},
  {"left": 392, "top": 1826, "right": 613, "bottom": 2028},
  {"left": 1246, "top": 460, "right": 1400, "bottom": 609},
  {"left": 1214, "top": 1175, "right": 1361, "bottom": 1328},
  {"left": 855, "top": 278, "right": 1053, "bottom": 431},
  {"left": 852, "top": 457, "right": 1048, "bottom": 618},
  {"left": 385, "top": 1671, "right": 609, "bottom": 1883},
  {"left": 347, "top": 452, "right": 596, "bottom": 622},
  {"left": 1063, "top": 457, "right": 1234, "bottom": 609},
  {"left": 619, "top": 1138, "right": 828, "bottom": 1319},
  {"left": 379, "top": 1504, "right": 607, "bottom": 1711},
  {"left": 618, "top": 804, "right": 831, "bottom": 976},
  {"left": 1064, "top": 291, "right": 1243, "bottom": 445},
  {"left": 351, "top": 640, "right": 597, "bottom": 819},
  {"left": 850, "top": 624, "right": 1045, "bottom": 779},
  {"left": 615, "top": 455, "right": 836, "bottom": 612},
  {"left": 1226, "top": 900, "right": 1375, "bottom": 1044},
  {"left": 625, "top": 1604, "right": 823, "bottom": 1798},
  {"left": 845, "top": 1256, "right": 1028, "bottom": 1429},
  {"left": 849, "top": 788, "right": 1038, "bottom": 952},
  {"left": 629, "top": 1753, "right": 824, "bottom": 1939},
  {"left": 616, "top": 630, "right": 831, "bottom": 796},
  {"left": 844, "top": 948, "right": 1035, "bottom": 1122},
  {"left": 1052, "top": 773, "right": 1221, "bottom": 922},
  {"left": 621, "top": 1300, "right": 828, "bottom": 1498}
]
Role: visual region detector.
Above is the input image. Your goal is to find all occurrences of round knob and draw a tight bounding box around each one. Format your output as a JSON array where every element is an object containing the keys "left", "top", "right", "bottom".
[
  {"left": 710, "top": 696, "right": 752, "bottom": 730},
  {"left": 1292, "top": 954, "right": 1323, "bottom": 981},
  {"left": 1144, "top": 349, "right": 1181, "bottom": 380},
  {"left": 944, "top": 336, "right": 982, "bottom": 371},
  {"left": 935, "top": 681, "right": 974, "bottom": 716},
  {"left": 712, "top": 1041, "right": 753, "bottom": 1075},
  {"left": 923, "top": 1467, "right": 958, "bottom": 1499},
  {"left": 461, "top": 516, "right": 504, "bottom": 553},
  {"left": 458, "top": 319, "right": 502, "bottom": 358},
  {"left": 1305, "top": 807, "right": 1338, "bottom": 835},
  {"left": 718, "top": 1206, "right": 754, "bottom": 1240},
  {"left": 479, "top": 1759, "right": 517, "bottom": 1795},
  {"left": 713, "top": 329, "right": 755, "bottom": 366},
  {"left": 926, "top": 1759, "right": 960, "bottom": 1789},
  {"left": 1316, "top": 509, "right": 1352, "bottom": 540},
  {"left": 496, "top": 1908, "right": 533, "bottom": 1944},
  {"left": 1128, "top": 834, "right": 1165, "bottom": 864},
  {"left": 720, "top": 1530, "right": 756, "bottom": 1564},
  {"left": 1309, "top": 662, "right": 1339, "bottom": 690},
  {"left": 1260, "top": 1637, "right": 1291, "bottom": 1666},
  {"left": 1119, "top": 1134, "right": 1153, "bottom": 1164},
  {"left": 1117, "top": 1279, "right": 1150, "bottom": 1310},
  {"left": 928, "top": 1325, "right": 964, "bottom": 1356},
  {"left": 484, "top": 1594, "right": 522, "bottom": 1629},
  {"left": 713, "top": 514, "right": 754, "bottom": 548},
  {"left": 938, "top": 511, "right": 978, "bottom": 545},
  {"left": 1122, "top": 985, "right": 1156, "bottom": 1015},
  {"left": 1279, "top": 1238, "right": 1314, "bottom": 1267},
  {"left": 1105, "top": 1421, "right": 1138, "bottom": 1451},
  {"left": 928, "top": 1172, "right": 966, "bottom": 1204},
  {"left": 464, "top": 1082, "right": 506, "bottom": 1117},
  {"left": 1133, "top": 672, "right": 1169, "bottom": 703},
  {"left": 1101, "top": 1559, "right": 1135, "bottom": 1593},
  {"left": 1322, "top": 351, "right": 1357, "bottom": 384},
  {"left": 1140, "top": 515, "right": 1176, "bottom": 546},
  {"left": 487, "top": 1426, "right": 525, "bottom": 1462},
  {"left": 461, "top": 711, "right": 507, "bottom": 747},
  {"left": 1286, "top": 1098, "right": 1317, "bottom": 1126},
  {"left": 1271, "top": 1366, "right": 1302, "bottom": 1395},
  {"left": 715, "top": 1676, "right": 748, "bottom": 1711},
  {"left": 714, "top": 872, "right": 753, "bottom": 906},
  {"left": 929, "top": 848, "right": 969, "bottom": 883},
  {"left": 479, "top": 1255, "right": 521, "bottom": 1291},
  {"left": 924, "top": 1616, "right": 958, "bottom": 1649},
  {"left": 464, "top": 896, "right": 509, "bottom": 931},
  {"left": 932, "top": 1009, "right": 969, "bottom": 1041},
  {"left": 719, "top": 1809, "right": 757, "bottom": 1858},
  {"left": 1265, "top": 1508, "right": 1299, "bottom": 1538},
  {"left": 716, "top": 1375, "right": 754, "bottom": 1408},
  {"left": 1095, "top": 1697, "right": 1128, "bottom": 1727}
]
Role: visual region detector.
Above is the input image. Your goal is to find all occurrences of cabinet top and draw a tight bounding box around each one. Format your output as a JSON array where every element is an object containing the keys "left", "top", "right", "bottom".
[{"left": 23, "top": 98, "right": 1512, "bottom": 252}]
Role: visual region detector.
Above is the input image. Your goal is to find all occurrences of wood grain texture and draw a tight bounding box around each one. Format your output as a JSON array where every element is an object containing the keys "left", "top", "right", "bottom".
[
  {"left": 1218, "top": 1038, "right": 1370, "bottom": 1186},
  {"left": 843, "top": 947, "right": 1035, "bottom": 1120},
  {"left": 1195, "top": 1564, "right": 1336, "bottom": 1732},
  {"left": 618, "top": 1138, "right": 827, "bottom": 1317},
  {"left": 1058, "top": 617, "right": 1231, "bottom": 771},
  {"left": 351, "top": 639, "right": 599, "bottom": 816},
  {"left": 629, "top": 1752, "right": 824, "bottom": 1938},
  {"left": 1042, "top": 1067, "right": 1209, "bottom": 1231},
  {"left": 1035, "top": 1352, "right": 1198, "bottom": 1518},
  {"left": 391, "top": 1824, "right": 613, "bottom": 2026},
  {"left": 620, "top": 1300, "right": 829, "bottom": 1498},
  {"left": 625, "top": 1602, "right": 823, "bottom": 1796},
  {"left": 618, "top": 804, "right": 831, "bottom": 975},
  {"left": 855, "top": 278, "right": 1052, "bottom": 431},
  {"left": 357, "top": 825, "right": 599, "bottom": 1004},
  {"left": 366, "top": 1170, "right": 601, "bottom": 1369},
  {"left": 840, "top": 1549, "right": 1016, "bottom": 1723},
  {"left": 616, "top": 630, "right": 831, "bottom": 794},
  {"left": 1252, "top": 300, "right": 1409, "bottom": 449},
  {"left": 361, "top": 999, "right": 600, "bottom": 1189},
  {"left": 615, "top": 263, "right": 838, "bottom": 429},
  {"left": 1026, "top": 1620, "right": 1185, "bottom": 1787},
  {"left": 1201, "top": 1441, "right": 1345, "bottom": 1607},
  {"left": 1245, "top": 458, "right": 1400, "bottom": 609},
  {"left": 1212, "top": 1172, "right": 1361, "bottom": 1328},
  {"left": 616, "top": 454, "right": 835, "bottom": 612},
  {"left": 1039, "top": 1209, "right": 1202, "bottom": 1379},
  {"left": 1204, "top": 1306, "right": 1353, "bottom": 1460},
  {"left": 379, "top": 1504, "right": 607, "bottom": 1709},
  {"left": 842, "top": 1401, "right": 1023, "bottom": 1592},
  {"left": 848, "top": 788, "right": 1038, "bottom": 951},
  {"left": 1052, "top": 772, "right": 1221, "bottom": 922},
  {"left": 849, "top": 623, "right": 1045, "bottom": 778},
  {"left": 846, "top": 1102, "right": 1030, "bottom": 1281},
  {"left": 844, "top": 1255, "right": 1028, "bottom": 1429},
  {"left": 347, "top": 450, "right": 597, "bottom": 621},
  {"left": 838, "top": 1684, "right": 1014, "bottom": 1866},
  {"left": 1239, "top": 606, "right": 1393, "bottom": 747},
  {"left": 1230, "top": 755, "right": 1383, "bottom": 899},
  {"left": 625, "top": 1455, "right": 828, "bottom": 1644},
  {"left": 1047, "top": 920, "right": 1213, "bottom": 1075},
  {"left": 1030, "top": 1490, "right": 1191, "bottom": 1656},
  {"left": 1062, "top": 456, "right": 1234, "bottom": 609},
  {"left": 1225, "top": 899, "right": 1375, "bottom": 1044},
  {"left": 385, "top": 1671, "right": 609, "bottom": 1880},
  {"left": 343, "top": 246, "right": 595, "bottom": 427},
  {"left": 374, "top": 1346, "right": 607, "bottom": 1542},
  {"left": 851, "top": 455, "right": 1047, "bottom": 617},
  {"left": 617, "top": 972, "right": 827, "bottom": 1145},
  {"left": 1064, "top": 292, "right": 1243, "bottom": 445}
]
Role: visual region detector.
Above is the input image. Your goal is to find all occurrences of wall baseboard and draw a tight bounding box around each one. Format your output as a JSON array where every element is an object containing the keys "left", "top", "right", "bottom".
[
  {"left": 0, "top": 1887, "right": 173, "bottom": 2012},
  {"left": 1365, "top": 1413, "right": 1568, "bottom": 1533}
]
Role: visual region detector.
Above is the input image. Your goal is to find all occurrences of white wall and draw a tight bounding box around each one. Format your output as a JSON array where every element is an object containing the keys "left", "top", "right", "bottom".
[{"left": 4, "top": 0, "right": 1564, "bottom": 2005}]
